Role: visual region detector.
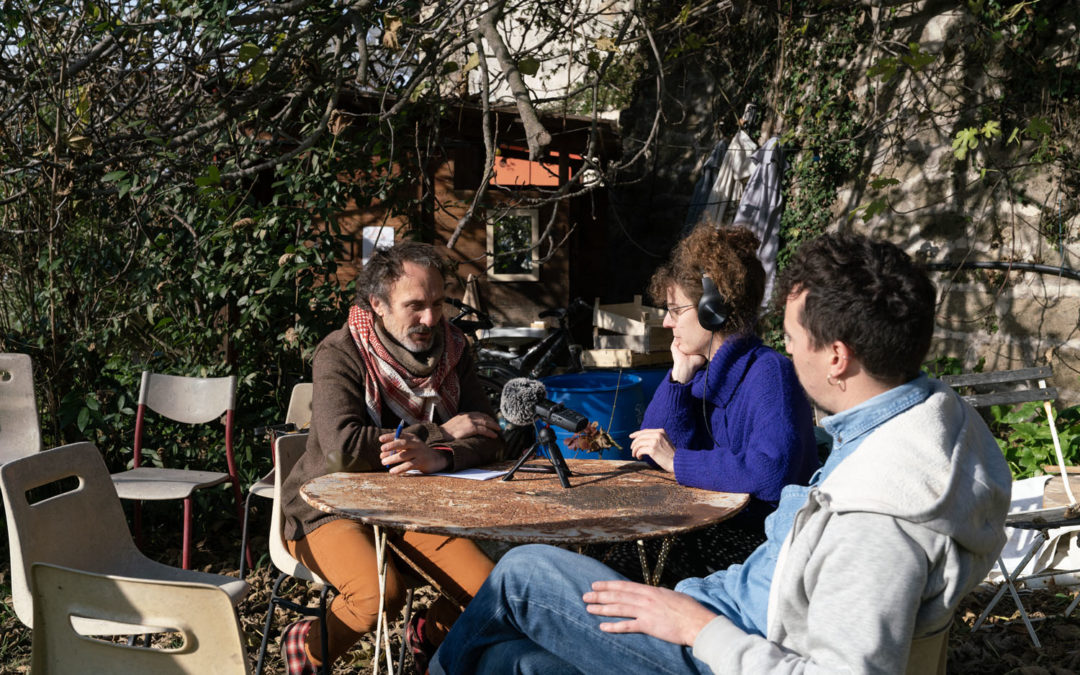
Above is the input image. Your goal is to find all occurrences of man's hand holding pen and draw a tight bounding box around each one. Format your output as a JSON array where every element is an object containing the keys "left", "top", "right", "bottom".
[{"left": 379, "top": 420, "right": 451, "bottom": 474}]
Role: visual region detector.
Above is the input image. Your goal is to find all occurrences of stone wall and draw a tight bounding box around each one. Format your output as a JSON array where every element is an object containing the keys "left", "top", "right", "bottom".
[
  {"left": 843, "top": 2, "right": 1080, "bottom": 404},
  {"left": 605, "top": 0, "right": 1080, "bottom": 404}
]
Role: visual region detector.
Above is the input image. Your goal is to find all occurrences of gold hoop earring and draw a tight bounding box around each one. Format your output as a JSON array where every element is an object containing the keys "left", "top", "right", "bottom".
[{"left": 826, "top": 374, "right": 837, "bottom": 387}]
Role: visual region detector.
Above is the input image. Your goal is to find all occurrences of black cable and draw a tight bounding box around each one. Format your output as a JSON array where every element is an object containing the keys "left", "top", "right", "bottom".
[
  {"left": 924, "top": 260, "right": 1080, "bottom": 283},
  {"left": 702, "top": 332, "right": 717, "bottom": 445}
]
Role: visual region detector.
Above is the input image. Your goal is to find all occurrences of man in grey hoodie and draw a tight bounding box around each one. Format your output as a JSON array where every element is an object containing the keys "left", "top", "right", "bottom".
[{"left": 430, "top": 232, "right": 1012, "bottom": 674}]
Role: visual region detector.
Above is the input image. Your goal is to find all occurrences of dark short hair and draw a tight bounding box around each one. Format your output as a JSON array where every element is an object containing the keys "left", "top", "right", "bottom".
[
  {"left": 648, "top": 224, "right": 765, "bottom": 336},
  {"left": 775, "top": 232, "right": 936, "bottom": 383},
  {"left": 355, "top": 241, "right": 448, "bottom": 310}
]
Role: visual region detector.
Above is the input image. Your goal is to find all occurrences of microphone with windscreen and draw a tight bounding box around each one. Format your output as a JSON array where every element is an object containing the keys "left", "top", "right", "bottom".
[
  {"left": 500, "top": 378, "right": 588, "bottom": 433},
  {"left": 499, "top": 378, "right": 586, "bottom": 487}
]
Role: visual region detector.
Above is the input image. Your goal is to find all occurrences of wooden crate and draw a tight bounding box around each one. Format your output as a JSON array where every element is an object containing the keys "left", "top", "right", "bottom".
[
  {"left": 581, "top": 348, "right": 673, "bottom": 369},
  {"left": 592, "top": 296, "right": 672, "bottom": 354}
]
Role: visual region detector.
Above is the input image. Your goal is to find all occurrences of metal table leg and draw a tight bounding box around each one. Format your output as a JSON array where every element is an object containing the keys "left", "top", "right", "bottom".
[
  {"left": 373, "top": 525, "right": 395, "bottom": 674},
  {"left": 636, "top": 537, "right": 673, "bottom": 587}
]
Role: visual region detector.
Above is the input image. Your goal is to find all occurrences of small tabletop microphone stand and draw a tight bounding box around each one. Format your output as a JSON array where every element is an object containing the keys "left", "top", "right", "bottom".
[{"left": 501, "top": 424, "right": 573, "bottom": 488}]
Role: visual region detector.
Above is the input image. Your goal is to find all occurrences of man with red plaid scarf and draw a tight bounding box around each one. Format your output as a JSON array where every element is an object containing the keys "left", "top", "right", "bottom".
[{"left": 280, "top": 241, "right": 505, "bottom": 674}]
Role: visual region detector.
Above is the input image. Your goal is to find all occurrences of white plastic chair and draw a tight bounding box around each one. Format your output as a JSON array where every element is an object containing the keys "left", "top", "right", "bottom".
[
  {"left": 0, "top": 353, "right": 42, "bottom": 464},
  {"left": 110, "top": 371, "right": 245, "bottom": 570},
  {"left": 255, "top": 433, "right": 439, "bottom": 675},
  {"left": 31, "top": 562, "right": 250, "bottom": 674},
  {"left": 254, "top": 432, "right": 334, "bottom": 675},
  {"left": 0, "top": 441, "right": 248, "bottom": 636},
  {"left": 240, "top": 382, "right": 312, "bottom": 578}
]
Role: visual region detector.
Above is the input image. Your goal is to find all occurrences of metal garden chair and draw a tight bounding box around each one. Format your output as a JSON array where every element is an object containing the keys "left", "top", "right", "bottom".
[
  {"left": 110, "top": 370, "right": 246, "bottom": 570},
  {"left": 942, "top": 366, "right": 1080, "bottom": 647}
]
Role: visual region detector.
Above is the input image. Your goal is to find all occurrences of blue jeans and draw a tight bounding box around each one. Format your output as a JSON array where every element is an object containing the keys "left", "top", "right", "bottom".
[{"left": 430, "top": 545, "right": 711, "bottom": 675}]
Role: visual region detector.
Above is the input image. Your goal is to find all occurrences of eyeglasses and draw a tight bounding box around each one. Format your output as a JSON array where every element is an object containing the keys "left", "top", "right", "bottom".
[{"left": 665, "top": 303, "right": 695, "bottom": 318}]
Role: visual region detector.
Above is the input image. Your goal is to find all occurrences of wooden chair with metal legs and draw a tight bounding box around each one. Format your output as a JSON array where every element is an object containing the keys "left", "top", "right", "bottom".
[
  {"left": 240, "top": 382, "right": 312, "bottom": 578},
  {"left": 942, "top": 366, "right": 1080, "bottom": 647}
]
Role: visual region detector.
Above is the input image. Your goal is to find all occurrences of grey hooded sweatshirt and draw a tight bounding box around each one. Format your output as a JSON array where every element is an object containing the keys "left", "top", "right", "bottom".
[{"left": 693, "top": 380, "right": 1012, "bottom": 673}]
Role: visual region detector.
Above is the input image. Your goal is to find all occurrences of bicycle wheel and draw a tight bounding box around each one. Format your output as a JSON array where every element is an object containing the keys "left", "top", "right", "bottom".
[{"left": 476, "top": 365, "right": 536, "bottom": 461}]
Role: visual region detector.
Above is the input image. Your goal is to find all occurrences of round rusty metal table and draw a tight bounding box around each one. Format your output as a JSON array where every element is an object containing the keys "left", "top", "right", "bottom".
[
  {"left": 301, "top": 459, "right": 749, "bottom": 674},
  {"left": 300, "top": 459, "right": 749, "bottom": 545}
]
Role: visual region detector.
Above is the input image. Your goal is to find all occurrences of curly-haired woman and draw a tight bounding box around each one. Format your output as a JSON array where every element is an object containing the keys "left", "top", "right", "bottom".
[{"left": 613, "top": 225, "right": 819, "bottom": 583}]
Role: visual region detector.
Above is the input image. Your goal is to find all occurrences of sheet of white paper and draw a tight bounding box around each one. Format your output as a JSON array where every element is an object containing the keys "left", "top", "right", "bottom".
[{"left": 405, "top": 468, "right": 509, "bottom": 480}]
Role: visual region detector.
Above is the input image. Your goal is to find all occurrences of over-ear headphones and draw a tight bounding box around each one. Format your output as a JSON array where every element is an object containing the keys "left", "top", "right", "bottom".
[{"left": 698, "top": 274, "right": 732, "bottom": 332}]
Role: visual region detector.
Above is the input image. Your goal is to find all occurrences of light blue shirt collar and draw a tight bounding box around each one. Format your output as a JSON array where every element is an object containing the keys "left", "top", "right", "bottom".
[
  {"left": 820, "top": 373, "right": 932, "bottom": 448},
  {"left": 674, "top": 373, "right": 934, "bottom": 638}
]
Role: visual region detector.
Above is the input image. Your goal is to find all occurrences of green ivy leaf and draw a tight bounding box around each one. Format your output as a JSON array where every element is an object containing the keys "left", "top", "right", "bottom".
[
  {"left": 868, "top": 177, "right": 900, "bottom": 190},
  {"left": 859, "top": 197, "right": 889, "bottom": 222},
  {"left": 1024, "top": 116, "right": 1052, "bottom": 138},
  {"left": 102, "top": 170, "right": 128, "bottom": 183},
  {"left": 249, "top": 56, "right": 269, "bottom": 81},
  {"left": 867, "top": 56, "right": 898, "bottom": 81},
  {"left": 195, "top": 165, "right": 221, "bottom": 187},
  {"left": 238, "top": 42, "right": 261, "bottom": 62},
  {"left": 952, "top": 127, "right": 980, "bottom": 160},
  {"left": 901, "top": 42, "right": 935, "bottom": 72}
]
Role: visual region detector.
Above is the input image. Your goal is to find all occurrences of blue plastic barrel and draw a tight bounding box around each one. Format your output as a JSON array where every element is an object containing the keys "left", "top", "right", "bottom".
[
  {"left": 539, "top": 372, "right": 644, "bottom": 460},
  {"left": 620, "top": 366, "right": 670, "bottom": 403}
]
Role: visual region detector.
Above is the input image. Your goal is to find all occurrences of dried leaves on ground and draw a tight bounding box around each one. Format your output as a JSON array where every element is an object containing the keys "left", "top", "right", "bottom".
[{"left": 1, "top": 549, "right": 1079, "bottom": 674}]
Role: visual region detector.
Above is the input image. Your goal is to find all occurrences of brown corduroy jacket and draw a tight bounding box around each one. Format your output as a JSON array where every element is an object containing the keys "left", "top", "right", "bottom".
[{"left": 281, "top": 323, "right": 504, "bottom": 541}]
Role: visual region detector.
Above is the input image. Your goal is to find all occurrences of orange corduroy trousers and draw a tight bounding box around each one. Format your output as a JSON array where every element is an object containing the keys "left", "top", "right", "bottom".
[{"left": 285, "top": 518, "right": 493, "bottom": 667}]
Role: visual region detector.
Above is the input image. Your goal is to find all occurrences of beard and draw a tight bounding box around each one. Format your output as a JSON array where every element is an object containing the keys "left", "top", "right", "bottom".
[
  {"left": 377, "top": 319, "right": 436, "bottom": 355},
  {"left": 402, "top": 325, "right": 434, "bottom": 353}
]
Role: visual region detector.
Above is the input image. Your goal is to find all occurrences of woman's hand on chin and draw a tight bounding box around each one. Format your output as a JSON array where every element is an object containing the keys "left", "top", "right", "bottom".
[{"left": 669, "top": 342, "right": 706, "bottom": 384}]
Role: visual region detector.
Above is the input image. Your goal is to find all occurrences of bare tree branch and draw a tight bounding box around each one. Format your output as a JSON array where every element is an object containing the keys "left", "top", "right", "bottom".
[
  {"left": 447, "top": 32, "right": 498, "bottom": 252},
  {"left": 477, "top": 0, "right": 551, "bottom": 160}
]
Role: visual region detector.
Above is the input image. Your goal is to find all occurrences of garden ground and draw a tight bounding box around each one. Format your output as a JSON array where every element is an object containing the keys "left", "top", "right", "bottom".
[{"left": 1, "top": 526, "right": 1079, "bottom": 674}]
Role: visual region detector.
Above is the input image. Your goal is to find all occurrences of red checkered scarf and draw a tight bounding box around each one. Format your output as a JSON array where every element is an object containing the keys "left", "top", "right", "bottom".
[{"left": 347, "top": 304, "right": 465, "bottom": 425}]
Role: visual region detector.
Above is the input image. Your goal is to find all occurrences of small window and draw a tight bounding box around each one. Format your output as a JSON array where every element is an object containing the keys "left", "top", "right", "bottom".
[{"left": 486, "top": 209, "right": 540, "bottom": 281}]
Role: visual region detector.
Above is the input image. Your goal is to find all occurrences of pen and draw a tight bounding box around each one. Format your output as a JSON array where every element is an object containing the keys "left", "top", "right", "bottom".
[{"left": 394, "top": 419, "right": 405, "bottom": 440}]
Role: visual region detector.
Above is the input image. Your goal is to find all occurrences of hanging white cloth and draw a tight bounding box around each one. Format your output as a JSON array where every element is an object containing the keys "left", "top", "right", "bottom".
[
  {"left": 699, "top": 129, "right": 757, "bottom": 227},
  {"left": 683, "top": 139, "right": 729, "bottom": 235},
  {"left": 733, "top": 137, "right": 787, "bottom": 307}
]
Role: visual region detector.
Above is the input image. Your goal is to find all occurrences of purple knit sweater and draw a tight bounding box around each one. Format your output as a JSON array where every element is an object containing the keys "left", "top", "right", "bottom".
[{"left": 642, "top": 334, "right": 818, "bottom": 508}]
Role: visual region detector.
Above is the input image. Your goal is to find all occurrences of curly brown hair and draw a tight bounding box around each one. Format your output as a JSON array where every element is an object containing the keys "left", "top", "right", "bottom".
[
  {"left": 354, "top": 240, "right": 449, "bottom": 310},
  {"left": 648, "top": 224, "right": 765, "bottom": 335},
  {"left": 774, "top": 232, "right": 936, "bottom": 383}
]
